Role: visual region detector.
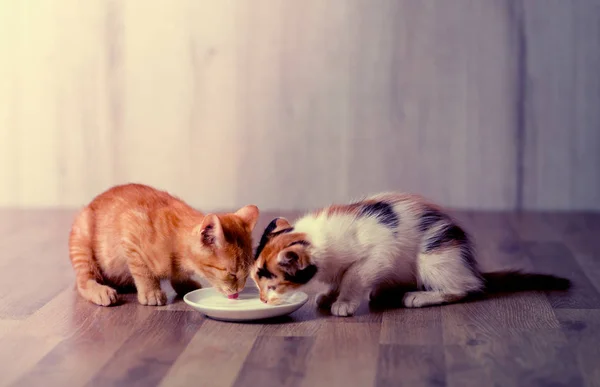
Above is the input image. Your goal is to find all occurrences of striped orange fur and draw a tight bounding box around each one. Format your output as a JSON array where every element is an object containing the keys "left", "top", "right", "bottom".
[{"left": 68, "top": 183, "right": 259, "bottom": 306}]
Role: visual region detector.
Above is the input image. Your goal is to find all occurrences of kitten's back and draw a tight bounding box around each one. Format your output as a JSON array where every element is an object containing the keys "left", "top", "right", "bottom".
[{"left": 90, "top": 183, "right": 186, "bottom": 212}]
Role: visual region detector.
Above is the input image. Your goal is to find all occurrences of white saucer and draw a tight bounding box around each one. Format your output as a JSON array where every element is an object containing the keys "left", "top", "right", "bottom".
[{"left": 183, "top": 287, "right": 309, "bottom": 322}]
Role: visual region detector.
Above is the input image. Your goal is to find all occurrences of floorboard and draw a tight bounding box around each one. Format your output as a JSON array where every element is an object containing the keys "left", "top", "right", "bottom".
[
  {"left": 0, "top": 209, "right": 598, "bottom": 387},
  {"left": 159, "top": 320, "right": 261, "bottom": 387},
  {"left": 376, "top": 344, "right": 446, "bottom": 387},
  {"left": 233, "top": 336, "right": 315, "bottom": 387},
  {"left": 524, "top": 241, "right": 600, "bottom": 309},
  {"left": 86, "top": 311, "right": 204, "bottom": 387}
]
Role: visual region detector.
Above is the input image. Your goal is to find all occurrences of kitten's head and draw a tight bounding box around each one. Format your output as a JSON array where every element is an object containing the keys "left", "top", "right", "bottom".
[
  {"left": 191, "top": 205, "right": 259, "bottom": 297},
  {"left": 251, "top": 217, "right": 317, "bottom": 304}
]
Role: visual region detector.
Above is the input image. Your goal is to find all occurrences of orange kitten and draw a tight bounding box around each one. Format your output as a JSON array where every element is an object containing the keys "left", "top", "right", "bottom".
[{"left": 68, "top": 183, "right": 259, "bottom": 306}]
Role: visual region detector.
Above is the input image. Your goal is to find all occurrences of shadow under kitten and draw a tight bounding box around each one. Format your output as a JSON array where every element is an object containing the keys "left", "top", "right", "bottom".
[{"left": 368, "top": 270, "right": 571, "bottom": 310}]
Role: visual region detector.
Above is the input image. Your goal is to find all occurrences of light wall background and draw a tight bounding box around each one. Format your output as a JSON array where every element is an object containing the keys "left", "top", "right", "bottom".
[{"left": 1, "top": 0, "right": 599, "bottom": 211}]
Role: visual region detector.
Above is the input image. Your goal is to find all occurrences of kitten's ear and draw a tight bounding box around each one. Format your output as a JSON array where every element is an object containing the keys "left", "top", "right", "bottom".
[
  {"left": 277, "top": 246, "right": 309, "bottom": 270},
  {"left": 254, "top": 217, "right": 294, "bottom": 260},
  {"left": 199, "top": 214, "right": 225, "bottom": 248},
  {"left": 268, "top": 217, "right": 293, "bottom": 234},
  {"left": 277, "top": 249, "right": 300, "bottom": 267},
  {"left": 235, "top": 205, "right": 260, "bottom": 231},
  {"left": 276, "top": 247, "right": 316, "bottom": 284}
]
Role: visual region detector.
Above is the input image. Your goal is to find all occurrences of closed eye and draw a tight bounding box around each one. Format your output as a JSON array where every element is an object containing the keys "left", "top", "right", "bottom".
[
  {"left": 268, "top": 285, "right": 276, "bottom": 290},
  {"left": 206, "top": 264, "right": 227, "bottom": 272}
]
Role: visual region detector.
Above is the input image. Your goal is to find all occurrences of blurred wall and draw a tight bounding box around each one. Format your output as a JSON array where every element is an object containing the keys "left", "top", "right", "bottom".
[{"left": 0, "top": 0, "right": 599, "bottom": 211}]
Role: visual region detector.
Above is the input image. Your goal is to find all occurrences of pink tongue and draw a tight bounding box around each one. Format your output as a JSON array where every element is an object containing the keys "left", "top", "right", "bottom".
[{"left": 227, "top": 293, "right": 239, "bottom": 299}]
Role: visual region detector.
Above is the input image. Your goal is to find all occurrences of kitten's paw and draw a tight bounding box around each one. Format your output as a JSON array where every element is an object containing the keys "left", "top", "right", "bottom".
[
  {"left": 402, "top": 291, "right": 425, "bottom": 308},
  {"left": 316, "top": 292, "right": 337, "bottom": 309},
  {"left": 89, "top": 285, "right": 118, "bottom": 306},
  {"left": 331, "top": 300, "right": 359, "bottom": 317},
  {"left": 138, "top": 289, "right": 167, "bottom": 306}
]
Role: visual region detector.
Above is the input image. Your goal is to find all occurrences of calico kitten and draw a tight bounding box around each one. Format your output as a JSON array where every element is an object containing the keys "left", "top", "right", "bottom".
[
  {"left": 251, "top": 192, "right": 570, "bottom": 316},
  {"left": 69, "top": 183, "right": 259, "bottom": 306}
]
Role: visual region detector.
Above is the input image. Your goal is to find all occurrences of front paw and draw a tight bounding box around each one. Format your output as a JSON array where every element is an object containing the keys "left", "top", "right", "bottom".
[
  {"left": 88, "top": 284, "right": 118, "bottom": 306},
  {"left": 331, "top": 300, "right": 359, "bottom": 317},
  {"left": 402, "top": 291, "right": 425, "bottom": 308},
  {"left": 138, "top": 289, "right": 167, "bottom": 306},
  {"left": 316, "top": 292, "right": 337, "bottom": 309}
]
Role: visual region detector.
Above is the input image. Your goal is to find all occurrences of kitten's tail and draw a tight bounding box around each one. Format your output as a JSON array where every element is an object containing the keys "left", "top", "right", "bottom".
[
  {"left": 481, "top": 270, "right": 571, "bottom": 293},
  {"left": 69, "top": 208, "right": 119, "bottom": 306},
  {"left": 69, "top": 208, "right": 103, "bottom": 289}
]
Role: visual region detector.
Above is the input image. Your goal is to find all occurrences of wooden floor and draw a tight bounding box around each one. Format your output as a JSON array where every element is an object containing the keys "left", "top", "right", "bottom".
[{"left": 1, "top": 209, "right": 599, "bottom": 387}]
